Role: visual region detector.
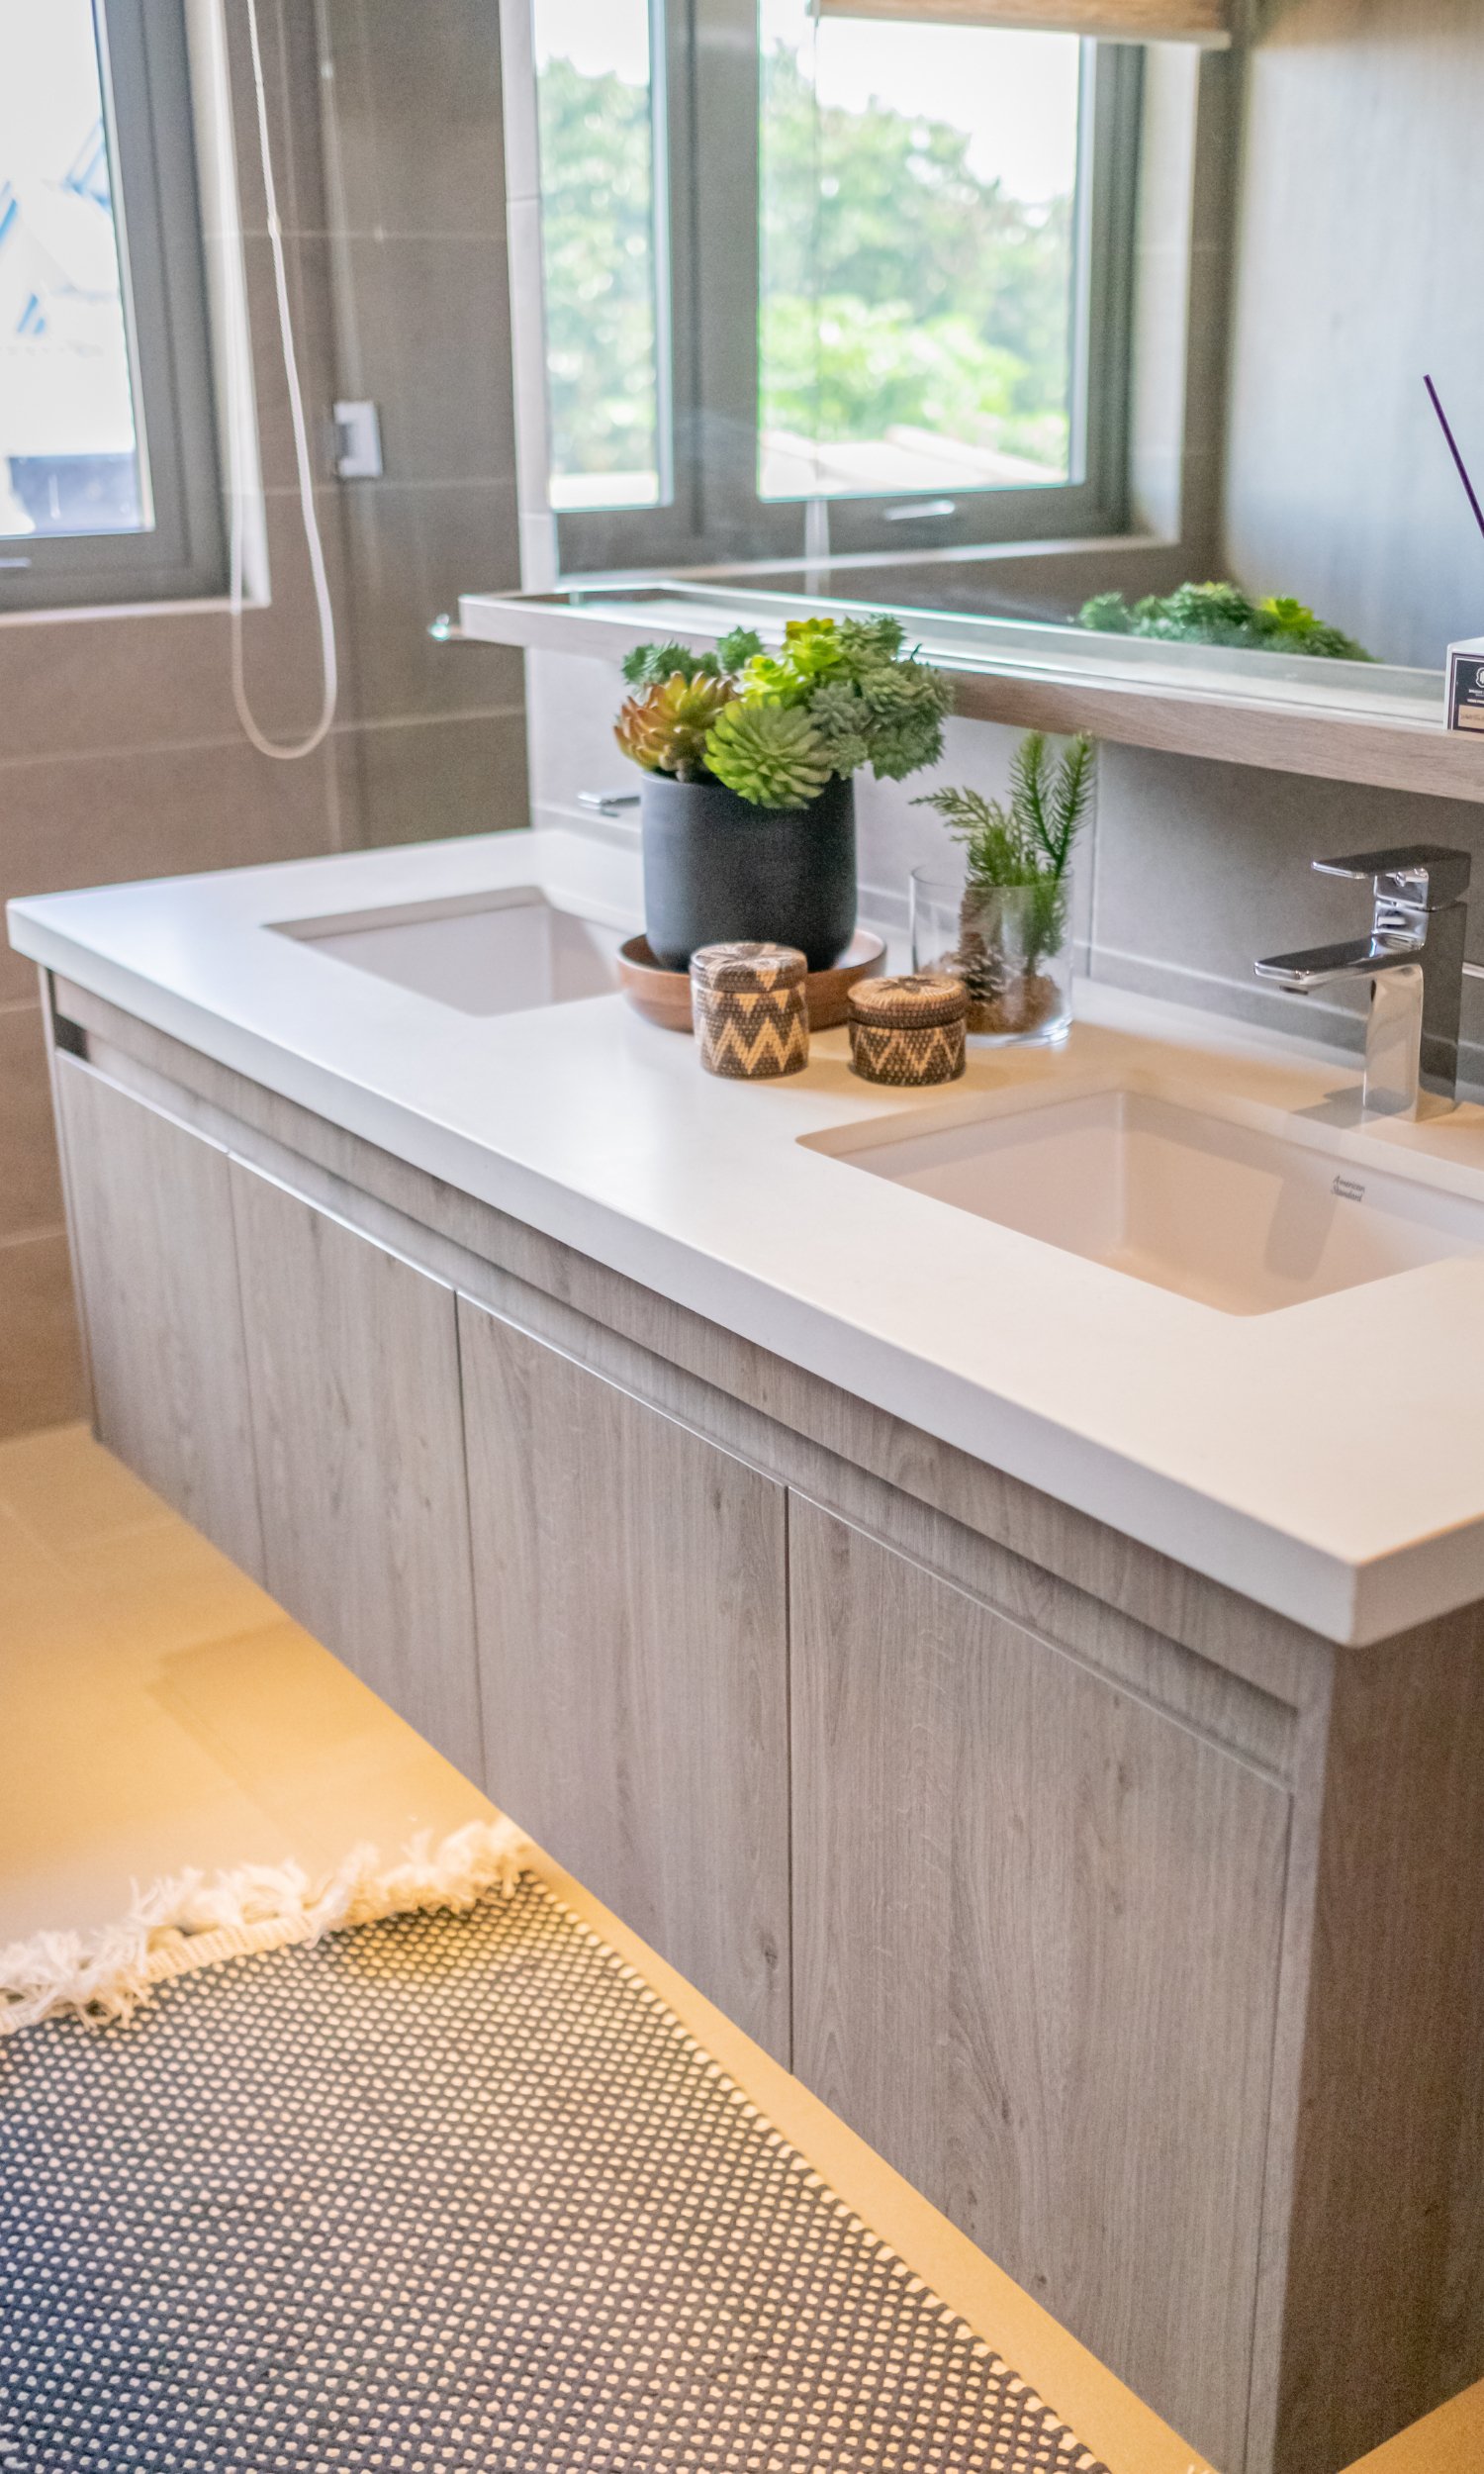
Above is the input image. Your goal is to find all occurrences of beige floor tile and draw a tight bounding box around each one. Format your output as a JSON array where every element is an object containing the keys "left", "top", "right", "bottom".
[
  {"left": 150, "top": 1622, "right": 490, "bottom": 1865},
  {"left": 0, "top": 1420, "right": 171, "bottom": 1559},
  {"left": 63, "top": 1515, "right": 286, "bottom": 1660},
  {"left": 0, "top": 1430, "right": 486, "bottom": 1942},
  {"left": 0, "top": 1605, "right": 487, "bottom": 1943},
  {"left": 0, "top": 1503, "right": 104, "bottom": 1651},
  {"left": 0, "top": 1743, "right": 286, "bottom": 1946}
]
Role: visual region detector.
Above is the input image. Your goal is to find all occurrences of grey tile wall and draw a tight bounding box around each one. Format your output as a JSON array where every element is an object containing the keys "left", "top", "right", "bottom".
[
  {"left": 351, "top": 711, "right": 529, "bottom": 847},
  {"left": 0, "top": 0, "right": 526, "bottom": 1434},
  {"left": 0, "top": 2, "right": 352, "bottom": 1436}
]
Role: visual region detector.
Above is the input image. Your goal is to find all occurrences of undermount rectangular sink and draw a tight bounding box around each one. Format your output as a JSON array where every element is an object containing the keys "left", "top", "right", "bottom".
[
  {"left": 814, "top": 1086, "right": 1484, "bottom": 1316},
  {"left": 273, "top": 887, "right": 624, "bottom": 1016}
]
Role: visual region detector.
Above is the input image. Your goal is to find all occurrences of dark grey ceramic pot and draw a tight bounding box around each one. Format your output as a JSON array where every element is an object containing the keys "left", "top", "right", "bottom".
[{"left": 640, "top": 771, "right": 857, "bottom": 973}]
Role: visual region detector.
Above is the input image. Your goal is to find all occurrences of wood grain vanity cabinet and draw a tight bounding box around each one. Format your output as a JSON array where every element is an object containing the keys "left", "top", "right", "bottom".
[
  {"left": 228, "top": 1161, "right": 483, "bottom": 1780},
  {"left": 458, "top": 1299, "right": 790, "bottom": 2062},
  {"left": 788, "top": 1491, "right": 1290, "bottom": 2466},
  {"left": 52, "top": 1054, "right": 264, "bottom": 1579},
  {"left": 41, "top": 980, "right": 1484, "bottom": 2474}
]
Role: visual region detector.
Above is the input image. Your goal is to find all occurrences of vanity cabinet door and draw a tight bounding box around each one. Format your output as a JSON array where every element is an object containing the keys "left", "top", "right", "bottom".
[
  {"left": 53, "top": 1055, "right": 265, "bottom": 1579},
  {"left": 230, "top": 1160, "right": 482, "bottom": 1779},
  {"left": 789, "top": 1493, "right": 1290, "bottom": 2474},
  {"left": 458, "top": 1297, "right": 791, "bottom": 2063}
]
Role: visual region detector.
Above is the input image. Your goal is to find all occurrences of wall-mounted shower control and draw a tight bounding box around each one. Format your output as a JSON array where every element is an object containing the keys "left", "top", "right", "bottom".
[{"left": 333, "top": 400, "right": 384, "bottom": 480}]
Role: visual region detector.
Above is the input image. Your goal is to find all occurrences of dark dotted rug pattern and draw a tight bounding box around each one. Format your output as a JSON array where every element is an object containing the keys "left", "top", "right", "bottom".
[{"left": 0, "top": 1875, "right": 1112, "bottom": 2473}]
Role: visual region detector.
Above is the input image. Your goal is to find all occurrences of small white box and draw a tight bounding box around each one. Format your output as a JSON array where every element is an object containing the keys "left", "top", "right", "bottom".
[{"left": 1447, "top": 634, "right": 1484, "bottom": 732}]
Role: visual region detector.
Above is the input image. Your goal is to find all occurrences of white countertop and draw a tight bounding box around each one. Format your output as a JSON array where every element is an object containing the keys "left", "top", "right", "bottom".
[{"left": 14, "top": 826, "right": 1484, "bottom": 1648}]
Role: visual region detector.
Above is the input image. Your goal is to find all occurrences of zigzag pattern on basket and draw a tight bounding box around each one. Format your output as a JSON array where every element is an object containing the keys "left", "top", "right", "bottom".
[
  {"left": 697, "top": 1004, "right": 806, "bottom": 1084},
  {"left": 850, "top": 1018, "right": 964, "bottom": 1086},
  {"left": 696, "top": 988, "right": 809, "bottom": 1080}
]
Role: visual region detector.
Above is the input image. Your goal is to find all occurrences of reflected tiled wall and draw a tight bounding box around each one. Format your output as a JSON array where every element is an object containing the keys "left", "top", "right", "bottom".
[
  {"left": 0, "top": 0, "right": 524, "bottom": 1434},
  {"left": 318, "top": 0, "right": 527, "bottom": 841}
]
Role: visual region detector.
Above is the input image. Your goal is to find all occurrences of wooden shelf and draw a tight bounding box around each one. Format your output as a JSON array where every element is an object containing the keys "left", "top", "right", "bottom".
[{"left": 457, "top": 585, "right": 1484, "bottom": 806}]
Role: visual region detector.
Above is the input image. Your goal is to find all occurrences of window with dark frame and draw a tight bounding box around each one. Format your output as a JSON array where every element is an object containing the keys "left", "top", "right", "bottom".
[
  {"left": 532, "top": 0, "right": 1142, "bottom": 579},
  {"left": 0, "top": 0, "right": 225, "bottom": 615}
]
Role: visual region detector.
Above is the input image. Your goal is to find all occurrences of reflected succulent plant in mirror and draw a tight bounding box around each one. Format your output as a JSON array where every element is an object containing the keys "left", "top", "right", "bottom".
[{"left": 1076, "top": 584, "right": 1373, "bottom": 663}]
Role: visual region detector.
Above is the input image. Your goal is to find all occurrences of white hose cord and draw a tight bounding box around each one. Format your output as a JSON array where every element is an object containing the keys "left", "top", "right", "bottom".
[{"left": 229, "top": 0, "right": 337, "bottom": 760}]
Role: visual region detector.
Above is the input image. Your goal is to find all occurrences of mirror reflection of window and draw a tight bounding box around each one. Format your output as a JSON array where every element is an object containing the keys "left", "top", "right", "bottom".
[
  {"left": 530, "top": 0, "right": 1137, "bottom": 572},
  {"left": 532, "top": 0, "right": 664, "bottom": 514},
  {"left": 758, "top": 2, "right": 1083, "bottom": 507}
]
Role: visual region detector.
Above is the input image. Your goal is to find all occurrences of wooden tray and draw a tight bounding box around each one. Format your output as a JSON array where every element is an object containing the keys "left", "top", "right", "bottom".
[{"left": 618, "top": 929, "right": 886, "bottom": 1033}]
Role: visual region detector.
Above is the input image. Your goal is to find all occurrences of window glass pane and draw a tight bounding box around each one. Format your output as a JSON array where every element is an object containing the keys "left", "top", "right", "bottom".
[
  {"left": 759, "top": 0, "right": 1081, "bottom": 502},
  {"left": 0, "top": 0, "right": 145, "bottom": 541},
  {"left": 534, "top": 0, "right": 663, "bottom": 513}
]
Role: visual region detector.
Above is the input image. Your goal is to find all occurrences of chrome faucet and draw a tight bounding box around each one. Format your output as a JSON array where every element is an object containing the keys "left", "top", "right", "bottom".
[{"left": 1255, "top": 844, "right": 1478, "bottom": 1118}]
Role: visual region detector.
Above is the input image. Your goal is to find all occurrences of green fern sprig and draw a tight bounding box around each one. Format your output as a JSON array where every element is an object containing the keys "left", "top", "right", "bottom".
[
  {"left": 913, "top": 785, "right": 1039, "bottom": 888},
  {"left": 913, "top": 731, "right": 1097, "bottom": 970},
  {"left": 1011, "top": 728, "right": 1095, "bottom": 879}
]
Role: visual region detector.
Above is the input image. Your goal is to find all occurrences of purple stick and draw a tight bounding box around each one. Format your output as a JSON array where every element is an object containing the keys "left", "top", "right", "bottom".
[{"left": 1426, "top": 373, "right": 1484, "bottom": 548}]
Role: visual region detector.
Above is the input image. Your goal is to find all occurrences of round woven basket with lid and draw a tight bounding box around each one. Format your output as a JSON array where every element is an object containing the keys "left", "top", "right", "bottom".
[
  {"left": 690, "top": 941, "right": 809, "bottom": 1080},
  {"left": 848, "top": 973, "right": 967, "bottom": 1086}
]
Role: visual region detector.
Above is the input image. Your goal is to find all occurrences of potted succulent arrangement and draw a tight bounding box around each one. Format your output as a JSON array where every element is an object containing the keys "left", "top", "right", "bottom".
[
  {"left": 614, "top": 615, "right": 954, "bottom": 970},
  {"left": 912, "top": 729, "right": 1095, "bottom": 1044}
]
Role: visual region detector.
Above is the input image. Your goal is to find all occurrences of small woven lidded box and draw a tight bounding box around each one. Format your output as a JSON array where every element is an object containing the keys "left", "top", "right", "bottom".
[
  {"left": 848, "top": 973, "right": 968, "bottom": 1086},
  {"left": 690, "top": 942, "right": 810, "bottom": 1080}
]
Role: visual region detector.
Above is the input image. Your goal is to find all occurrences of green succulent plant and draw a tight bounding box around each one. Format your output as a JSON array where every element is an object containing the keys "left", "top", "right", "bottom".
[
  {"left": 737, "top": 617, "right": 853, "bottom": 706},
  {"left": 807, "top": 678, "right": 875, "bottom": 775},
  {"left": 614, "top": 672, "right": 734, "bottom": 780},
  {"left": 837, "top": 612, "right": 908, "bottom": 672},
  {"left": 856, "top": 659, "right": 956, "bottom": 780},
  {"left": 618, "top": 627, "right": 761, "bottom": 687},
  {"left": 716, "top": 625, "right": 766, "bottom": 672},
  {"left": 704, "top": 701, "right": 832, "bottom": 809},
  {"left": 620, "top": 640, "right": 723, "bottom": 689},
  {"left": 613, "top": 609, "right": 954, "bottom": 807},
  {"left": 732, "top": 618, "right": 952, "bottom": 775},
  {"left": 1077, "top": 582, "right": 1371, "bottom": 662}
]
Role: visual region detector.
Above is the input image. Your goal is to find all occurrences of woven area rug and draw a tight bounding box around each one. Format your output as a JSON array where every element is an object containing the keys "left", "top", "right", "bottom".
[{"left": 0, "top": 1836, "right": 1112, "bottom": 2474}]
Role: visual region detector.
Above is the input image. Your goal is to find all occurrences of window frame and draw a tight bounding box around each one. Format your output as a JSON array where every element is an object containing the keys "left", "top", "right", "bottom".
[
  {"left": 0, "top": 0, "right": 226, "bottom": 616},
  {"left": 549, "top": 1, "right": 1143, "bottom": 578}
]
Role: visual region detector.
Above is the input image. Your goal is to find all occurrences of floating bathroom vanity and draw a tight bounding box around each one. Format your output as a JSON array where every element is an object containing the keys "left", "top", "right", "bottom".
[{"left": 12, "top": 830, "right": 1484, "bottom": 2474}]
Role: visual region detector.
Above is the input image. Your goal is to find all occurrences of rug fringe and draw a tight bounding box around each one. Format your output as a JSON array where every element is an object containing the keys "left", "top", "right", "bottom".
[{"left": 0, "top": 1818, "right": 530, "bottom": 2039}]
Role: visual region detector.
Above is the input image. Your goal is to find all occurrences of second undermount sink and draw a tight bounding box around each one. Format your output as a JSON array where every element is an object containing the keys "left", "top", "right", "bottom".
[
  {"left": 808, "top": 1085, "right": 1484, "bottom": 1316},
  {"left": 272, "top": 886, "right": 625, "bottom": 1016}
]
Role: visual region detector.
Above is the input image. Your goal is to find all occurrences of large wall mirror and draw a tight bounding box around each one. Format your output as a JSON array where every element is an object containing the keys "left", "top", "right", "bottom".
[{"left": 500, "top": 0, "right": 1484, "bottom": 732}]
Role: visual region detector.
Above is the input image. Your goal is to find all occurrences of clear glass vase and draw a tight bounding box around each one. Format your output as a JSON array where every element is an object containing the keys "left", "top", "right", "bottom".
[{"left": 910, "top": 868, "right": 1071, "bottom": 1046}]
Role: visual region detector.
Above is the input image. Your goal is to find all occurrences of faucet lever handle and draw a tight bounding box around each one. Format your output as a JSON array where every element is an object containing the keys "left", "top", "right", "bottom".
[{"left": 1313, "top": 844, "right": 1471, "bottom": 909}]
